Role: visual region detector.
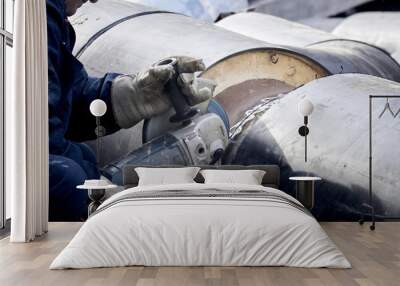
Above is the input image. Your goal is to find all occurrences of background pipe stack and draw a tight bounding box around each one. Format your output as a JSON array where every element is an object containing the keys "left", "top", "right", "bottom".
[
  {"left": 216, "top": 11, "right": 400, "bottom": 76},
  {"left": 333, "top": 12, "right": 400, "bottom": 64},
  {"left": 216, "top": 12, "right": 337, "bottom": 47}
]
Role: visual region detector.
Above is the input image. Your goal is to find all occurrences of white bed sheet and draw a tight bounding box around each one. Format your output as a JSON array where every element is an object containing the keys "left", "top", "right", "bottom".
[{"left": 50, "top": 183, "right": 350, "bottom": 269}]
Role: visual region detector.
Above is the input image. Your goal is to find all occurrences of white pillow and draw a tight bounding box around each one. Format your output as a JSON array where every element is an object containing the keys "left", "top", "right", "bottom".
[
  {"left": 135, "top": 167, "right": 200, "bottom": 186},
  {"left": 200, "top": 169, "right": 266, "bottom": 185}
]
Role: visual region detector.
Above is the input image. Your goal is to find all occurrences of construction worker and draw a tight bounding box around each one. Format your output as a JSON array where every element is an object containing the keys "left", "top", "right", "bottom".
[{"left": 47, "top": 0, "right": 213, "bottom": 221}]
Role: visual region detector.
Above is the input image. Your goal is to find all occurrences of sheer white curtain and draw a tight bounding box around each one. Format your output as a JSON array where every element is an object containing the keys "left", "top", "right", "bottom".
[{"left": 7, "top": 0, "right": 48, "bottom": 242}]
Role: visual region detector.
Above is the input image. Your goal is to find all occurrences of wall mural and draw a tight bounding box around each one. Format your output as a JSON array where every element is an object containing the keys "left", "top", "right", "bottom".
[{"left": 49, "top": 0, "right": 400, "bottom": 221}]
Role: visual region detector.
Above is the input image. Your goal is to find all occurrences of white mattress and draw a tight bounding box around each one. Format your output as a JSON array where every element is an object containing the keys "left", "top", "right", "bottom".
[{"left": 50, "top": 183, "right": 350, "bottom": 269}]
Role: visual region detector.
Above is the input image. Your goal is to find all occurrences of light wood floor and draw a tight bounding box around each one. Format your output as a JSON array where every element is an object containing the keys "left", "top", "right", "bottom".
[{"left": 0, "top": 222, "right": 399, "bottom": 286}]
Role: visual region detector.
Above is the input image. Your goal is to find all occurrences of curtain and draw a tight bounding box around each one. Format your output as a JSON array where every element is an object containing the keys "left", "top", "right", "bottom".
[{"left": 7, "top": 0, "right": 48, "bottom": 242}]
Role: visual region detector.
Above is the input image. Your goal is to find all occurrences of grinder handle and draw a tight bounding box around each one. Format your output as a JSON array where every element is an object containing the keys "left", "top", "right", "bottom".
[{"left": 156, "top": 58, "right": 198, "bottom": 123}]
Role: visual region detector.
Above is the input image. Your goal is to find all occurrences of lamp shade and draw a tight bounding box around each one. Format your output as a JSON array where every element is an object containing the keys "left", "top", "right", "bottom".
[
  {"left": 298, "top": 98, "right": 314, "bottom": 116},
  {"left": 90, "top": 99, "right": 107, "bottom": 117}
]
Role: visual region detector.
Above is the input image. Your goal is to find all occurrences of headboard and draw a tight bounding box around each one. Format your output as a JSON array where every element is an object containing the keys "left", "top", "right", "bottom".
[{"left": 123, "top": 165, "right": 280, "bottom": 189}]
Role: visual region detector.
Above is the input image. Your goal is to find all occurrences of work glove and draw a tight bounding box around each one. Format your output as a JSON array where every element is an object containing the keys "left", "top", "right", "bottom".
[{"left": 111, "top": 57, "right": 216, "bottom": 129}]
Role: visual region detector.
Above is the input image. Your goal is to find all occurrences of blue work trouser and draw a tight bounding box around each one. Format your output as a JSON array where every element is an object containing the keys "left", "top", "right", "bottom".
[{"left": 49, "top": 143, "right": 99, "bottom": 221}]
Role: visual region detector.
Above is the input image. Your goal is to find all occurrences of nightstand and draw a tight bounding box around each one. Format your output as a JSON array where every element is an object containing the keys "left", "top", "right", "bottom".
[
  {"left": 77, "top": 181, "right": 117, "bottom": 216},
  {"left": 289, "top": 176, "right": 321, "bottom": 209}
]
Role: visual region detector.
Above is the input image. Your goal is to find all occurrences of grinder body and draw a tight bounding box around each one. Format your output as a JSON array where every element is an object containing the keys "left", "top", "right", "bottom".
[{"left": 102, "top": 113, "right": 228, "bottom": 185}]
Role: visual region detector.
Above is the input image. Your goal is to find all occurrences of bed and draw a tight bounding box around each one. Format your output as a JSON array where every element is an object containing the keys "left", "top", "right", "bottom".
[{"left": 50, "top": 165, "right": 350, "bottom": 269}]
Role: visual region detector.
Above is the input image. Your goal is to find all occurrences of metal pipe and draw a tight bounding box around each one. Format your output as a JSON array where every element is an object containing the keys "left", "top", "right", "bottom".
[
  {"left": 72, "top": 1, "right": 400, "bottom": 83},
  {"left": 216, "top": 12, "right": 337, "bottom": 47},
  {"left": 216, "top": 12, "right": 400, "bottom": 81},
  {"left": 333, "top": 12, "right": 400, "bottom": 64},
  {"left": 224, "top": 74, "right": 400, "bottom": 220}
]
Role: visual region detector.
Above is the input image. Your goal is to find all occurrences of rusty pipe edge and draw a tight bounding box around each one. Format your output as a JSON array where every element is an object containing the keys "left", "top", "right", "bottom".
[{"left": 201, "top": 48, "right": 328, "bottom": 125}]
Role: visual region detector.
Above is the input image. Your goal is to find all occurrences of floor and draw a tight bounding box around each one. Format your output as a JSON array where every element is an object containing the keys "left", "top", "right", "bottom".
[{"left": 0, "top": 222, "right": 399, "bottom": 286}]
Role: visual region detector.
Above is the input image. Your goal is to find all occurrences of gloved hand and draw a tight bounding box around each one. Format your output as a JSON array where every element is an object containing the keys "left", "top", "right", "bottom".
[
  {"left": 111, "top": 57, "right": 216, "bottom": 129},
  {"left": 176, "top": 57, "right": 216, "bottom": 106}
]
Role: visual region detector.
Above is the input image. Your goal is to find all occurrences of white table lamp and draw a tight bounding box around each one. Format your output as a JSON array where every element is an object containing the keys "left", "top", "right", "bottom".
[
  {"left": 90, "top": 99, "right": 107, "bottom": 117},
  {"left": 298, "top": 98, "right": 314, "bottom": 162},
  {"left": 90, "top": 99, "right": 107, "bottom": 164}
]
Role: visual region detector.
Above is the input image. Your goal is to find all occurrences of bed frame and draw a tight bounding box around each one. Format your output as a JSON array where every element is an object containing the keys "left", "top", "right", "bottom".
[{"left": 122, "top": 165, "right": 280, "bottom": 189}]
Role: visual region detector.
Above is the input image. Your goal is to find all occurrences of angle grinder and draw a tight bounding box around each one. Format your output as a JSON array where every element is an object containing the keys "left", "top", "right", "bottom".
[{"left": 101, "top": 57, "right": 229, "bottom": 185}]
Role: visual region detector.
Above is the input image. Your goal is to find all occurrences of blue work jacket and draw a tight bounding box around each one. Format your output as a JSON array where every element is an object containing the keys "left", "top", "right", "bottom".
[{"left": 47, "top": 0, "right": 120, "bottom": 175}]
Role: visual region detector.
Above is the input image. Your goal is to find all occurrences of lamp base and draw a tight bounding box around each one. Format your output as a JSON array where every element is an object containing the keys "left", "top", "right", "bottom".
[
  {"left": 298, "top": 126, "right": 309, "bottom": 136},
  {"left": 359, "top": 203, "right": 376, "bottom": 231}
]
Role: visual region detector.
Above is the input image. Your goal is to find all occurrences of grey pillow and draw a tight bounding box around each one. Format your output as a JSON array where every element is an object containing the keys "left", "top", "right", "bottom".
[
  {"left": 135, "top": 167, "right": 201, "bottom": 186},
  {"left": 200, "top": 169, "right": 266, "bottom": 185}
]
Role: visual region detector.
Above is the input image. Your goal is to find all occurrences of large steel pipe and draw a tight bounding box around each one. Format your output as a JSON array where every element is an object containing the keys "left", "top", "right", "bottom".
[
  {"left": 216, "top": 12, "right": 337, "bottom": 48},
  {"left": 73, "top": 3, "right": 400, "bottom": 82},
  {"left": 224, "top": 74, "right": 400, "bottom": 220},
  {"left": 248, "top": 0, "right": 371, "bottom": 21},
  {"left": 71, "top": 0, "right": 400, "bottom": 167},
  {"left": 216, "top": 12, "right": 400, "bottom": 77},
  {"left": 123, "top": 0, "right": 248, "bottom": 22},
  {"left": 333, "top": 12, "right": 400, "bottom": 64}
]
